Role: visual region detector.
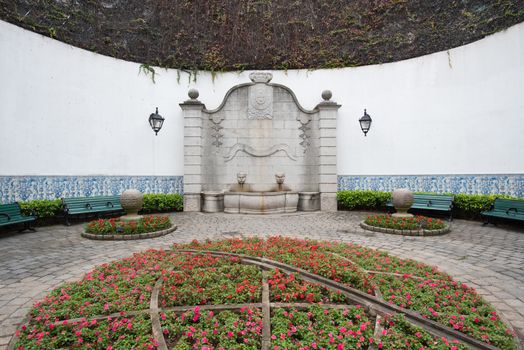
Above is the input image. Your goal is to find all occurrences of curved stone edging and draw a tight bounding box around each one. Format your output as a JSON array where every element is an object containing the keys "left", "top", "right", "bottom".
[
  {"left": 81, "top": 225, "right": 177, "bottom": 240},
  {"left": 360, "top": 222, "right": 450, "bottom": 236}
]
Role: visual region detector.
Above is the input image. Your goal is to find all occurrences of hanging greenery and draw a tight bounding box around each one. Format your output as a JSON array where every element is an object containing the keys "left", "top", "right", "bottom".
[{"left": 1, "top": 0, "right": 523, "bottom": 71}]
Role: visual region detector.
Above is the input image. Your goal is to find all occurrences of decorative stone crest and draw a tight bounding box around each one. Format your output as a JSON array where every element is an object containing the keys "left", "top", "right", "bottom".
[
  {"left": 249, "top": 72, "right": 273, "bottom": 83},
  {"left": 209, "top": 114, "right": 224, "bottom": 149},
  {"left": 297, "top": 114, "right": 312, "bottom": 152},
  {"left": 248, "top": 84, "right": 273, "bottom": 119}
]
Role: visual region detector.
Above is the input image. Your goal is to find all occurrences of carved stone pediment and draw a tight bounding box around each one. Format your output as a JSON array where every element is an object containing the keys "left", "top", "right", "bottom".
[{"left": 249, "top": 72, "right": 273, "bottom": 83}]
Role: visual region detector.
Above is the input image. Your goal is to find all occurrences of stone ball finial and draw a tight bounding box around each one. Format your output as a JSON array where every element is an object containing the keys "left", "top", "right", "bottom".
[
  {"left": 321, "top": 90, "right": 332, "bottom": 101},
  {"left": 188, "top": 88, "right": 199, "bottom": 100}
]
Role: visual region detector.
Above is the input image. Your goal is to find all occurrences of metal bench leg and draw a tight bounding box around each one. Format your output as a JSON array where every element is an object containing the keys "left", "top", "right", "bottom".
[
  {"left": 482, "top": 218, "right": 496, "bottom": 226},
  {"left": 65, "top": 214, "right": 71, "bottom": 226},
  {"left": 18, "top": 222, "right": 37, "bottom": 233}
]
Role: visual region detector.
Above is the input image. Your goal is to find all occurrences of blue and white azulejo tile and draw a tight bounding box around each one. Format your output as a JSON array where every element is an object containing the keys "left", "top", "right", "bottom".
[
  {"left": 0, "top": 176, "right": 183, "bottom": 203},
  {"left": 337, "top": 174, "right": 524, "bottom": 198}
]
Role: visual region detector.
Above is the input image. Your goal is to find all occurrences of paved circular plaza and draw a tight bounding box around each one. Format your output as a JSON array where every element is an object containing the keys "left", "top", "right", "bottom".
[{"left": 0, "top": 211, "right": 523, "bottom": 349}]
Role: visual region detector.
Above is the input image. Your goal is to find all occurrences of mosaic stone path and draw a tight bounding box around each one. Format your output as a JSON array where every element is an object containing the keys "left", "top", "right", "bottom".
[{"left": 0, "top": 211, "right": 523, "bottom": 349}]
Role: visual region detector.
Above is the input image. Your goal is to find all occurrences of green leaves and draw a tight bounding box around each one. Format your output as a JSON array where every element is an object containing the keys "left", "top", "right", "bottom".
[
  {"left": 337, "top": 190, "right": 391, "bottom": 210},
  {"left": 338, "top": 190, "right": 523, "bottom": 220},
  {"left": 142, "top": 193, "right": 183, "bottom": 213},
  {"left": 18, "top": 199, "right": 62, "bottom": 218}
]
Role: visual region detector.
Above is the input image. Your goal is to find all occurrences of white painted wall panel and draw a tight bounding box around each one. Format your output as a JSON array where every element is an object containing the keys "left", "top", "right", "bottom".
[{"left": 0, "top": 20, "right": 523, "bottom": 176}]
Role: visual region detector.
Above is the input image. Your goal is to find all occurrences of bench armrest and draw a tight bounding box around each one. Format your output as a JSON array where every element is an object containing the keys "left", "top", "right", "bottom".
[
  {"left": 506, "top": 208, "right": 518, "bottom": 215},
  {"left": 85, "top": 203, "right": 92, "bottom": 210},
  {"left": 107, "top": 201, "right": 114, "bottom": 208},
  {"left": 0, "top": 213, "right": 11, "bottom": 220}
]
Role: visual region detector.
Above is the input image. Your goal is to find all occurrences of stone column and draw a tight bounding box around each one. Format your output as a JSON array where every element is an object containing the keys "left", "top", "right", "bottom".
[
  {"left": 180, "top": 89, "right": 205, "bottom": 212},
  {"left": 316, "top": 90, "right": 341, "bottom": 212}
]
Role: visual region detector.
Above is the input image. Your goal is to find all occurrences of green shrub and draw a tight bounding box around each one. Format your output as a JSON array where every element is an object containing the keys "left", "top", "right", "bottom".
[
  {"left": 18, "top": 199, "right": 62, "bottom": 218},
  {"left": 452, "top": 193, "right": 517, "bottom": 219},
  {"left": 337, "top": 190, "right": 523, "bottom": 220},
  {"left": 15, "top": 193, "right": 183, "bottom": 226},
  {"left": 141, "top": 193, "right": 183, "bottom": 213},
  {"left": 337, "top": 190, "right": 391, "bottom": 210}
]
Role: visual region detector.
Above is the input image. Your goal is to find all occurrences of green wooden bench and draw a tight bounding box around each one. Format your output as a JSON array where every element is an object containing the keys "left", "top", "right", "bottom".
[
  {"left": 481, "top": 198, "right": 524, "bottom": 225},
  {"left": 0, "top": 202, "right": 36, "bottom": 232},
  {"left": 387, "top": 194, "right": 454, "bottom": 221},
  {"left": 62, "top": 195, "right": 123, "bottom": 226}
]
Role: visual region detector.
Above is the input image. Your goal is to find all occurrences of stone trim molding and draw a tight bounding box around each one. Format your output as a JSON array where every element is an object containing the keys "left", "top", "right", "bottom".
[
  {"left": 201, "top": 82, "right": 319, "bottom": 115},
  {"left": 360, "top": 222, "right": 450, "bottom": 236},
  {"left": 81, "top": 225, "right": 177, "bottom": 240}
]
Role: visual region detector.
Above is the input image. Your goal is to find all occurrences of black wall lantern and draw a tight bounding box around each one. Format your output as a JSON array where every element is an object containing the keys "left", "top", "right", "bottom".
[
  {"left": 148, "top": 107, "right": 164, "bottom": 136},
  {"left": 359, "top": 109, "right": 372, "bottom": 136}
]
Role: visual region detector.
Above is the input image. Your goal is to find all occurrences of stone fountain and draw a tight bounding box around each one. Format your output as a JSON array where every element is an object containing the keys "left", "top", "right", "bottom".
[
  {"left": 222, "top": 172, "right": 298, "bottom": 214},
  {"left": 181, "top": 72, "right": 339, "bottom": 214}
]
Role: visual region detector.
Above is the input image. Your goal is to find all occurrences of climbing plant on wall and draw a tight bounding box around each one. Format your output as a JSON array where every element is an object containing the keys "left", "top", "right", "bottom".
[{"left": 1, "top": 0, "right": 523, "bottom": 71}]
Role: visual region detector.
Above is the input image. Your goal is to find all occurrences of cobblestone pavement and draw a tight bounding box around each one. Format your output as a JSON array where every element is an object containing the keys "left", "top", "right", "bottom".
[{"left": 1, "top": 211, "right": 523, "bottom": 349}]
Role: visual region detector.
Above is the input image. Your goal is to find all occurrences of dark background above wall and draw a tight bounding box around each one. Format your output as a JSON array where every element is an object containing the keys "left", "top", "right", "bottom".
[{"left": 1, "top": 0, "right": 523, "bottom": 71}]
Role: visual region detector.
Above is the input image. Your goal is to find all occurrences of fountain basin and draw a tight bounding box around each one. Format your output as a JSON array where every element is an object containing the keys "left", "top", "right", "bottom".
[
  {"left": 223, "top": 191, "right": 298, "bottom": 214},
  {"left": 298, "top": 192, "right": 320, "bottom": 211},
  {"left": 201, "top": 191, "right": 224, "bottom": 213}
]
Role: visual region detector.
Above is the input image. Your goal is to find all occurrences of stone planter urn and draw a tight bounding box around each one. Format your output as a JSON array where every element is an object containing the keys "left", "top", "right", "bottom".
[
  {"left": 120, "top": 189, "right": 144, "bottom": 222},
  {"left": 391, "top": 188, "right": 414, "bottom": 218}
]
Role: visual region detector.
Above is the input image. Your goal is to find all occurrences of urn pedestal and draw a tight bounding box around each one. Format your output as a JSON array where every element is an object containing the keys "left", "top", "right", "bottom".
[
  {"left": 120, "top": 189, "right": 144, "bottom": 222},
  {"left": 391, "top": 188, "right": 414, "bottom": 218}
]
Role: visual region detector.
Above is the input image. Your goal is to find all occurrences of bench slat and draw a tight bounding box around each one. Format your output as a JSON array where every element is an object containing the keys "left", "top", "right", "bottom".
[
  {"left": 481, "top": 198, "right": 524, "bottom": 224},
  {"left": 62, "top": 196, "right": 124, "bottom": 225},
  {"left": 386, "top": 194, "right": 453, "bottom": 220},
  {"left": 0, "top": 203, "right": 36, "bottom": 228}
]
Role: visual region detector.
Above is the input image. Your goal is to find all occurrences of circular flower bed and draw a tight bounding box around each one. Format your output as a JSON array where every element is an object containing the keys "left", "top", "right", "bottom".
[
  {"left": 13, "top": 237, "right": 517, "bottom": 349},
  {"left": 361, "top": 215, "right": 450, "bottom": 236},
  {"left": 82, "top": 216, "right": 175, "bottom": 240}
]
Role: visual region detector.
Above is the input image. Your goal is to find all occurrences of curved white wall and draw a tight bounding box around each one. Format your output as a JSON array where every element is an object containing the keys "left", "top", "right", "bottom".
[{"left": 1, "top": 20, "right": 523, "bottom": 178}]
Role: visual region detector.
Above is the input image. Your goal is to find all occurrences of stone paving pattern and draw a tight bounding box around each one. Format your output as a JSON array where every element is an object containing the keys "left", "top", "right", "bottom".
[{"left": 0, "top": 211, "right": 523, "bottom": 349}]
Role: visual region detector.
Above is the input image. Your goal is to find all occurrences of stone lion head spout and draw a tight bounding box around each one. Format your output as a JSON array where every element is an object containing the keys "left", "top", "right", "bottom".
[
  {"left": 275, "top": 173, "right": 286, "bottom": 185},
  {"left": 237, "top": 172, "right": 247, "bottom": 185}
]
